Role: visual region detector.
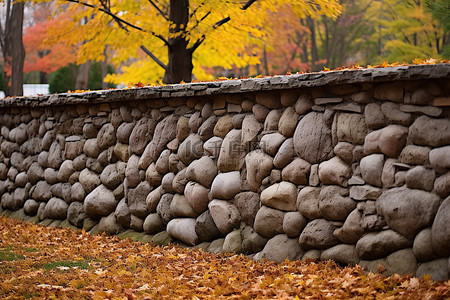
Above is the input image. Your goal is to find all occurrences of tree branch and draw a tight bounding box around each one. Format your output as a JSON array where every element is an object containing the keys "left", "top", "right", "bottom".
[
  {"left": 140, "top": 45, "right": 167, "bottom": 70},
  {"left": 242, "top": 0, "right": 258, "bottom": 10},
  {"left": 148, "top": 0, "right": 169, "bottom": 21},
  {"left": 190, "top": 16, "right": 231, "bottom": 52},
  {"left": 65, "top": 0, "right": 169, "bottom": 46}
]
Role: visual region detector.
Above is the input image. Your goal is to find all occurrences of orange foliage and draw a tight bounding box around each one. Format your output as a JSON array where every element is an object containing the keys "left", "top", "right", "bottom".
[{"left": 0, "top": 217, "right": 449, "bottom": 299}]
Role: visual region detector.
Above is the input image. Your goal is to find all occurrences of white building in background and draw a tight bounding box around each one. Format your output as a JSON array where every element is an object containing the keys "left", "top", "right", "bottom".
[{"left": 0, "top": 84, "right": 50, "bottom": 98}]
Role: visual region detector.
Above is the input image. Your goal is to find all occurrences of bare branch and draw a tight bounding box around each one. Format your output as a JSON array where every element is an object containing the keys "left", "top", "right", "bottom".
[
  {"left": 65, "top": 0, "right": 169, "bottom": 46},
  {"left": 148, "top": 0, "right": 169, "bottom": 21},
  {"left": 140, "top": 45, "right": 167, "bottom": 70},
  {"left": 190, "top": 16, "right": 230, "bottom": 52},
  {"left": 213, "top": 16, "right": 230, "bottom": 29},
  {"left": 242, "top": 0, "right": 258, "bottom": 10}
]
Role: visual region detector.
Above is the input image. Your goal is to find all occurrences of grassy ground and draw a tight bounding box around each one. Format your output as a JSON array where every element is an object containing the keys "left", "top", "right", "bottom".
[{"left": 0, "top": 216, "right": 449, "bottom": 299}]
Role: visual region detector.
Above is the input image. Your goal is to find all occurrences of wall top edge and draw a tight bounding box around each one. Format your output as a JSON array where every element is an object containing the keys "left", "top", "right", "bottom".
[{"left": 1, "top": 64, "right": 449, "bottom": 108}]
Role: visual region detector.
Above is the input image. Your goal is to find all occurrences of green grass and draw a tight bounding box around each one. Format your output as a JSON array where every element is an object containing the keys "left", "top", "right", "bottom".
[
  {"left": 0, "top": 246, "right": 25, "bottom": 261},
  {"left": 43, "top": 260, "right": 90, "bottom": 270}
]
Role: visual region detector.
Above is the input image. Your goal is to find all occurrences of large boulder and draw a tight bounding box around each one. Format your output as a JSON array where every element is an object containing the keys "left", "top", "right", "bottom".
[
  {"left": 318, "top": 157, "right": 351, "bottom": 187},
  {"left": 67, "top": 202, "right": 86, "bottom": 228},
  {"left": 84, "top": 184, "right": 118, "bottom": 219},
  {"left": 167, "top": 218, "right": 199, "bottom": 245},
  {"left": 234, "top": 192, "right": 260, "bottom": 227},
  {"left": 210, "top": 171, "right": 241, "bottom": 200},
  {"left": 282, "top": 158, "right": 311, "bottom": 185},
  {"left": 333, "top": 209, "right": 364, "bottom": 244},
  {"left": 320, "top": 244, "right": 359, "bottom": 266},
  {"left": 253, "top": 206, "right": 284, "bottom": 238},
  {"left": 336, "top": 113, "right": 367, "bottom": 144},
  {"left": 217, "top": 129, "right": 243, "bottom": 172},
  {"left": 170, "top": 194, "right": 198, "bottom": 218},
  {"left": 293, "top": 112, "right": 334, "bottom": 164},
  {"left": 356, "top": 230, "right": 412, "bottom": 260},
  {"left": 184, "top": 181, "right": 210, "bottom": 214},
  {"left": 245, "top": 151, "right": 273, "bottom": 192},
  {"left": 195, "top": 210, "right": 223, "bottom": 242},
  {"left": 260, "top": 181, "right": 297, "bottom": 211},
  {"left": 186, "top": 156, "right": 218, "bottom": 188},
  {"left": 364, "top": 125, "right": 408, "bottom": 158},
  {"left": 283, "top": 211, "right": 308, "bottom": 238},
  {"left": 273, "top": 138, "right": 295, "bottom": 169},
  {"left": 319, "top": 186, "right": 356, "bottom": 221},
  {"left": 208, "top": 200, "right": 241, "bottom": 235},
  {"left": 299, "top": 219, "right": 339, "bottom": 250},
  {"left": 45, "top": 197, "right": 69, "bottom": 219},
  {"left": 178, "top": 134, "right": 204, "bottom": 165},
  {"left": 360, "top": 154, "right": 384, "bottom": 187},
  {"left": 409, "top": 115, "right": 450, "bottom": 147},
  {"left": 128, "top": 181, "right": 151, "bottom": 218},
  {"left": 97, "top": 123, "right": 116, "bottom": 150},
  {"left": 376, "top": 187, "right": 440, "bottom": 239},
  {"left": 129, "top": 117, "right": 156, "bottom": 155},
  {"left": 241, "top": 115, "right": 262, "bottom": 150},
  {"left": 431, "top": 196, "right": 450, "bottom": 257},
  {"left": 143, "top": 213, "right": 165, "bottom": 234},
  {"left": 297, "top": 187, "right": 321, "bottom": 220},
  {"left": 254, "top": 234, "right": 304, "bottom": 263},
  {"left": 79, "top": 168, "right": 101, "bottom": 193}
]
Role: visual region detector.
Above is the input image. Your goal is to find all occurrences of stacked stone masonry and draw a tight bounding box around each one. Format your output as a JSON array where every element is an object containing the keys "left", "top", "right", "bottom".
[{"left": 1, "top": 64, "right": 450, "bottom": 280}]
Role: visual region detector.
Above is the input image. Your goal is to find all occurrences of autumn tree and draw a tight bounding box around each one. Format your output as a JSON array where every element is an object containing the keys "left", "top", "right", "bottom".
[
  {"left": 44, "top": 0, "right": 341, "bottom": 84},
  {"left": 0, "top": 0, "right": 26, "bottom": 96},
  {"left": 425, "top": 0, "right": 450, "bottom": 58}
]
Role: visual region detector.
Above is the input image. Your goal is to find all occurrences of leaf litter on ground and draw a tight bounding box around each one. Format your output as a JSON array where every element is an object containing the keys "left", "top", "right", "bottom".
[{"left": 0, "top": 216, "right": 449, "bottom": 299}]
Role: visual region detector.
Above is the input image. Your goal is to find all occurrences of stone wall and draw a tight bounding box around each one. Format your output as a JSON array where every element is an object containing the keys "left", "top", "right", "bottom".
[{"left": 1, "top": 65, "right": 450, "bottom": 280}]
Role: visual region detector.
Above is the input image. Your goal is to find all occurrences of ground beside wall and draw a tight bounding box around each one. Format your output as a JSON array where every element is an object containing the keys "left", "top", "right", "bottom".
[{"left": 1, "top": 64, "right": 450, "bottom": 280}]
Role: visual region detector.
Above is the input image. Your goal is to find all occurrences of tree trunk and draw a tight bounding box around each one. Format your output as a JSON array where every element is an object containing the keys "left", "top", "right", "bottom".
[
  {"left": 163, "top": 0, "right": 192, "bottom": 84},
  {"left": 307, "top": 16, "right": 319, "bottom": 71},
  {"left": 101, "top": 47, "right": 108, "bottom": 89},
  {"left": 76, "top": 61, "right": 91, "bottom": 90},
  {"left": 3, "top": 1, "right": 25, "bottom": 96}
]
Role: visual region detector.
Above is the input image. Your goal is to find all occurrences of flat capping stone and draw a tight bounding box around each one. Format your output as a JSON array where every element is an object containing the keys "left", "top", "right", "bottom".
[{"left": 1, "top": 64, "right": 449, "bottom": 108}]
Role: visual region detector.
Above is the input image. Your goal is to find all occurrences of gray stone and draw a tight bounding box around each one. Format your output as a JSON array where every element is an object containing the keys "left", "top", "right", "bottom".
[
  {"left": 431, "top": 196, "right": 450, "bottom": 257},
  {"left": 278, "top": 107, "right": 298, "bottom": 137},
  {"left": 27, "top": 162, "right": 44, "bottom": 185},
  {"left": 155, "top": 149, "right": 170, "bottom": 174},
  {"left": 399, "top": 145, "right": 430, "bottom": 166},
  {"left": 57, "top": 160, "right": 74, "bottom": 183},
  {"left": 84, "top": 185, "right": 118, "bottom": 219},
  {"left": 186, "top": 156, "right": 218, "bottom": 188},
  {"left": 334, "top": 209, "right": 364, "bottom": 244},
  {"left": 45, "top": 197, "right": 68, "bottom": 219},
  {"left": 168, "top": 153, "right": 186, "bottom": 173},
  {"left": 255, "top": 91, "right": 282, "bottom": 109},
  {"left": 210, "top": 171, "right": 241, "bottom": 200},
  {"left": 151, "top": 231, "right": 173, "bottom": 245},
  {"left": 65, "top": 140, "right": 84, "bottom": 160},
  {"left": 241, "top": 225, "right": 267, "bottom": 253},
  {"left": 337, "top": 113, "right": 368, "bottom": 144},
  {"left": 97, "top": 123, "right": 116, "bottom": 150},
  {"left": 315, "top": 97, "right": 342, "bottom": 105},
  {"left": 203, "top": 137, "right": 223, "bottom": 158},
  {"left": 208, "top": 200, "right": 241, "bottom": 235},
  {"left": 373, "top": 82, "right": 403, "bottom": 102},
  {"left": 116, "top": 122, "right": 135, "bottom": 143},
  {"left": 114, "top": 143, "right": 130, "bottom": 162},
  {"left": 167, "top": 218, "right": 199, "bottom": 245},
  {"left": 145, "top": 163, "right": 161, "bottom": 187},
  {"left": 129, "top": 117, "right": 156, "bottom": 155},
  {"left": 254, "top": 234, "right": 304, "bottom": 263},
  {"left": 128, "top": 181, "right": 151, "bottom": 218},
  {"left": 172, "top": 168, "right": 188, "bottom": 194},
  {"left": 170, "top": 194, "right": 198, "bottom": 218},
  {"left": 79, "top": 168, "right": 101, "bottom": 193},
  {"left": 364, "top": 103, "right": 386, "bottom": 129},
  {"left": 125, "top": 155, "right": 140, "bottom": 188},
  {"left": 416, "top": 259, "right": 449, "bottom": 281},
  {"left": 176, "top": 116, "right": 190, "bottom": 142},
  {"left": 356, "top": 230, "right": 412, "bottom": 260},
  {"left": 217, "top": 129, "right": 243, "bottom": 172},
  {"left": 233, "top": 192, "right": 260, "bottom": 227},
  {"left": 143, "top": 213, "right": 164, "bottom": 234},
  {"left": 309, "top": 164, "right": 320, "bottom": 187},
  {"left": 31, "top": 181, "right": 52, "bottom": 202},
  {"left": 189, "top": 111, "right": 203, "bottom": 132},
  {"left": 364, "top": 125, "right": 408, "bottom": 158},
  {"left": 318, "top": 157, "right": 351, "bottom": 187},
  {"left": 241, "top": 115, "right": 262, "bottom": 150},
  {"left": 429, "top": 146, "right": 450, "bottom": 174},
  {"left": 321, "top": 244, "right": 359, "bottom": 266},
  {"left": 380, "top": 102, "right": 412, "bottom": 126},
  {"left": 260, "top": 132, "right": 285, "bottom": 156},
  {"left": 295, "top": 94, "right": 313, "bottom": 115},
  {"left": 100, "top": 163, "right": 126, "bottom": 190},
  {"left": 381, "top": 158, "right": 399, "bottom": 188},
  {"left": 24, "top": 199, "right": 40, "bottom": 216},
  {"left": 139, "top": 115, "right": 177, "bottom": 168},
  {"left": 405, "top": 166, "right": 435, "bottom": 191},
  {"left": 156, "top": 194, "right": 174, "bottom": 224},
  {"left": 232, "top": 114, "right": 246, "bottom": 129},
  {"left": 413, "top": 228, "right": 438, "bottom": 262},
  {"left": 195, "top": 210, "right": 223, "bottom": 242},
  {"left": 260, "top": 181, "right": 297, "bottom": 211},
  {"left": 293, "top": 112, "right": 333, "bottom": 164},
  {"left": 146, "top": 186, "right": 162, "bottom": 213},
  {"left": 115, "top": 198, "right": 130, "bottom": 228},
  {"left": 334, "top": 142, "right": 355, "bottom": 164},
  {"left": 349, "top": 185, "right": 382, "bottom": 201},
  {"left": 411, "top": 88, "right": 434, "bottom": 105},
  {"left": 98, "top": 213, "right": 123, "bottom": 235},
  {"left": 207, "top": 238, "right": 225, "bottom": 254},
  {"left": 360, "top": 154, "right": 384, "bottom": 187},
  {"left": 384, "top": 249, "right": 418, "bottom": 276},
  {"left": 280, "top": 158, "right": 310, "bottom": 185},
  {"left": 434, "top": 171, "right": 450, "bottom": 198},
  {"left": 319, "top": 186, "right": 356, "bottom": 221},
  {"left": 83, "top": 139, "right": 101, "bottom": 158},
  {"left": 178, "top": 134, "right": 204, "bottom": 166},
  {"left": 245, "top": 151, "right": 273, "bottom": 192},
  {"left": 67, "top": 202, "right": 86, "bottom": 227},
  {"left": 283, "top": 211, "right": 307, "bottom": 238},
  {"left": 222, "top": 229, "right": 243, "bottom": 253},
  {"left": 297, "top": 187, "right": 321, "bottom": 220},
  {"left": 252, "top": 104, "right": 270, "bottom": 123},
  {"left": 302, "top": 250, "right": 322, "bottom": 261},
  {"left": 214, "top": 115, "right": 233, "bottom": 138},
  {"left": 198, "top": 116, "right": 217, "bottom": 141},
  {"left": 184, "top": 181, "right": 209, "bottom": 214},
  {"left": 73, "top": 154, "right": 87, "bottom": 171},
  {"left": 299, "top": 219, "right": 339, "bottom": 250},
  {"left": 400, "top": 105, "right": 443, "bottom": 117},
  {"left": 377, "top": 187, "right": 440, "bottom": 239},
  {"left": 409, "top": 115, "right": 450, "bottom": 147}
]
